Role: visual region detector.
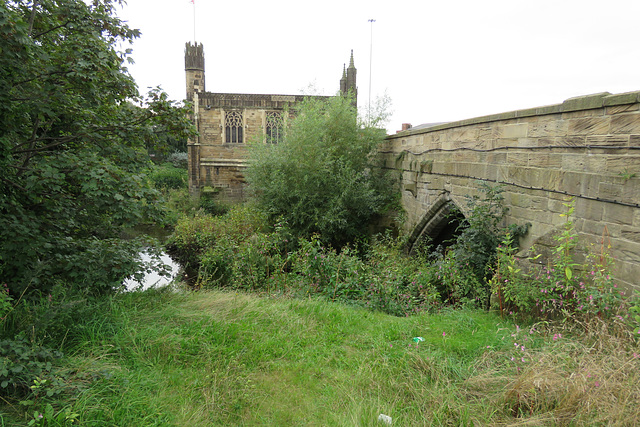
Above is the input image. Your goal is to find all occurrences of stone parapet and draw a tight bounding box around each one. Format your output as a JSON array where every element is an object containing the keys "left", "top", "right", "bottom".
[{"left": 383, "top": 91, "right": 640, "bottom": 290}]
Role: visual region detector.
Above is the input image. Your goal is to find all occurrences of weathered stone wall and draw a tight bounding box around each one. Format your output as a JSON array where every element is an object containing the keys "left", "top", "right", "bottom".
[
  {"left": 185, "top": 43, "right": 355, "bottom": 202},
  {"left": 188, "top": 93, "right": 311, "bottom": 201},
  {"left": 381, "top": 91, "right": 640, "bottom": 290}
]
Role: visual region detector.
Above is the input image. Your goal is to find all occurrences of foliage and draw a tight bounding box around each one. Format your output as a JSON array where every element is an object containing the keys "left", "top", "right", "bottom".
[
  {"left": 149, "top": 162, "right": 188, "bottom": 190},
  {"left": 0, "top": 283, "right": 13, "bottom": 321},
  {"left": 246, "top": 94, "right": 398, "bottom": 248},
  {"left": 231, "top": 231, "right": 289, "bottom": 292},
  {"left": 432, "top": 250, "right": 487, "bottom": 307},
  {"left": 290, "top": 235, "right": 368, "bottom": 301},
  {"left": 166, "top": 205, "right": 268, "bottom": 280},
  {"left": 165, "top": 151, "right": 189, "bottom": 169},
  {"left": 451, "top": 183, "right": 509, "bottom": 280},
  {"left": 361, "top": 238, "right": 440, "bottom": 316},
  {"left": 0, "top": 338, "right": 64, "bottom": 400},
  {"left": 1, "top": 289, "right": 635, "bottom": 425},
  {"left": 0, "top": 0, "right": 196, "bottom": 297},
  {"left": 427, "top": 183, "right": 521, "bottom": 307},
  {"left": 493, "top": 198, "right": 632, "bottom": 323},
  {"left": 0, "top": 284, "right": 119, "bottom": 349},
  {"left": 489, "top": 233, "right": 533, "bottom": 315},
  {"left": 198, "top": 195, "right": 230, "bottom": 216}
]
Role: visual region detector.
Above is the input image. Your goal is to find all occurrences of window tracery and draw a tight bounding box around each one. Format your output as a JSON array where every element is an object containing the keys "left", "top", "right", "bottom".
[
  {"left": 225, "top": 110, "right": 243, "bottom": 143},
  {"left": 265, "top": 111, "right": 283, "bottom": 144}
]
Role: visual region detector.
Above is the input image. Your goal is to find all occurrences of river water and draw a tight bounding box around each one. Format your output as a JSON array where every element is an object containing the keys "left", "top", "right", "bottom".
[
  {"left": 123, "top": 251, "right": 181, "bottom": 291},
  {"left": 121, "top": 225, "right": 182, "bottom": 291}
]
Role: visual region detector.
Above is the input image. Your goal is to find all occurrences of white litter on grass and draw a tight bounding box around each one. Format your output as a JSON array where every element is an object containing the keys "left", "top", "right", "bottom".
[{"left": 378, "top": 413, "right": 392, "bottom": 425}]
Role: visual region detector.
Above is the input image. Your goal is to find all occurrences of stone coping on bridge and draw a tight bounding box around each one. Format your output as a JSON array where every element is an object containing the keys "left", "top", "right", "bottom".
[{"left": 391, "top": 90, "right": 640, "bottom": 137}]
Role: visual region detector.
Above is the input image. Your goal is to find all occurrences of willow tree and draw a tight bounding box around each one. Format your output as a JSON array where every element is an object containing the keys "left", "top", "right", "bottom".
[{"left": 246, "top": 94, "right": 396, "bottom": 248}]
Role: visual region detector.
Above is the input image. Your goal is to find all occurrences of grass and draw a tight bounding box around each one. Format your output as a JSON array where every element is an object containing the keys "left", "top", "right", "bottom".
[{"left": 2, "top": 287, "right": 639, "bottom": 426}]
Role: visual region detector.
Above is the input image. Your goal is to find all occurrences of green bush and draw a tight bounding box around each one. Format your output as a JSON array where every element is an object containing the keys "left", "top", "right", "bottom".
[
  {"left": 166, "top": 205, "right": 268, "bottom": 282},
  {"left": 362, "top": 240, "right": 440, "bottom": 316},
  {"left": 198, "top": 197, "right": 230, "bottom": 216},
  {"left": 231, "top": 232, "right": 288, "bottom": 291},
  {"left": 150, "top": 163, "right": 187, "bottom": 190},
  {"left": 246, "top": 94, "right": 398, "bottom": 248},
  {"left": 493, "top": 198, "right": 632, "bottom": 321},
  {"left": 0, "top": 338, "right": 64, "bottom": 400},
  {"left": 166, "top": 151, "right": 188, "bottom": 169}
]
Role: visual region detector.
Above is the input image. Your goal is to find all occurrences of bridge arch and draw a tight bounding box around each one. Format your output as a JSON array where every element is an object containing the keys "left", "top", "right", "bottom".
[{"left": 406, "top": 192, "right": 465, "bottom": 255}]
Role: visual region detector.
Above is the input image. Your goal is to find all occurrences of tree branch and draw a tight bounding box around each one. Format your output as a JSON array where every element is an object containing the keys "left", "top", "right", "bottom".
[{"left": 27, "top": 0, "right": 40, "bottom": 36}]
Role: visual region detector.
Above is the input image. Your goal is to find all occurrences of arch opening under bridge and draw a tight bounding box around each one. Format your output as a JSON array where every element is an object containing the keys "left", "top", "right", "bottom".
[{"left": 406, "top": 193, "right": 465, "bottom": 255}]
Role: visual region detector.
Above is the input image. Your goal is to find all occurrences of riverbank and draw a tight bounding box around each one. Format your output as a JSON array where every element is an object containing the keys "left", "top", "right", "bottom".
[{"left": 2, "top": 288, "right": 638, "bottom": 426}]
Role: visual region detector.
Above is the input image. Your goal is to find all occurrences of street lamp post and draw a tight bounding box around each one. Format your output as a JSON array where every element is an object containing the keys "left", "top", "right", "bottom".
[{"left": 368, "top": 18, "right": 375, "bottom": 125}]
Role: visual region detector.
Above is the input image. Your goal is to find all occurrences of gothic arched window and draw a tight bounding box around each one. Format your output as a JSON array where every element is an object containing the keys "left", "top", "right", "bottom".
[
  {"left": 225, "top": 110, "right": 243, "bottom": 143},
  {"left": 265, "top": 111, "right": 283, "bottom": 144}
]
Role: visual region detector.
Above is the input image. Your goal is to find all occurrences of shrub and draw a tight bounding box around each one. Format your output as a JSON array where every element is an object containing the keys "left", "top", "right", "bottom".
[
  {"left": 150, "top": 163, "right": 187, "bottom": 190},
  {"left": 0, "top": 338, "right": 64, "bottom": 400},
  {"left": 166, "top": 204, "right": 268, "bottom": 283},
  {"left": 428, "top": 183, "right": 524, "bottom": 308},
  {"left": 199, "top": 196, "right": 230, "bottom": 216},
  {"left": 494, "top": 198, "right": 632, "bottom": 321},
  {"left": 166, "top": 151, "right": 188, "bottom": 169},
  {"left": 231, "top": 232, "right": 288, "bottom": 291},
  {"left": 291, "top": 236, "right": 368, "bottom": 301},
  {"left": 246, "top": 94, "right": 398, "bottom": 248}
]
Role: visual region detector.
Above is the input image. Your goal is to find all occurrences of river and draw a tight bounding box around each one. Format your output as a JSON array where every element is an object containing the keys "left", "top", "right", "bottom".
[{"left": 121, "top": 225, "right": 182, "bottom": 291}]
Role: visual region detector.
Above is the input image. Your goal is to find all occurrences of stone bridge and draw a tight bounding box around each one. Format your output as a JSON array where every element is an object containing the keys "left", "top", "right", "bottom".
[{"left": 380, "top": 91, "right": 640, "bottom": 289}]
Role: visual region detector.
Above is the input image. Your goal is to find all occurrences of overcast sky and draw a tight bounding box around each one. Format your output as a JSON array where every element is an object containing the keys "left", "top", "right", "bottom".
[{"left": 118, "top": 0, "right": 640, "bottom": 134}]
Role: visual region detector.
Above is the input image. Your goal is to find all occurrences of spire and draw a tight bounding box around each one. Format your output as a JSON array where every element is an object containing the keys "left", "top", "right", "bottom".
[
  {"left": 340, "top": 64, "right": 347, "bottom": 94},
  {"left": 346, "top": 50, "right": 357, "bottom": 108}
]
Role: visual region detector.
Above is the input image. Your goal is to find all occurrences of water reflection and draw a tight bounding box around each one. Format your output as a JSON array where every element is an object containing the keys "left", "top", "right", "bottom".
[{"left": 124, "top": 251, "right": 181, "bottom": 291}]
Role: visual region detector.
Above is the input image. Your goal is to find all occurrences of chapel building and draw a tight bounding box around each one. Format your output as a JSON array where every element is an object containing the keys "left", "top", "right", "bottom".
[{"left": 185, "top": 42, "right": 357, "bottom": 200}]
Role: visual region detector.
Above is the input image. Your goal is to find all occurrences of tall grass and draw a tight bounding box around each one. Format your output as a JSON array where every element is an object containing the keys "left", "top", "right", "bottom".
[{"left": 2, "top": 287, "right": 638, "bottom": 426}]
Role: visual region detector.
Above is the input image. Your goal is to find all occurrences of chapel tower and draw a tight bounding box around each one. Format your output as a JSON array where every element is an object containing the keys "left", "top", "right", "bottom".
[{"left": 185, "top": 42, "right": 205, "bottom": 100}]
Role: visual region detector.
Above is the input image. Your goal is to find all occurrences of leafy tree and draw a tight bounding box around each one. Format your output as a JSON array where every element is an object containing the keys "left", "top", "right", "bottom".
[
  {"left": 0, "top": 1, "right": 195, "bottom": 297},
  {"left": 246, "top": 94, "right": 397, "bottom": 248}
]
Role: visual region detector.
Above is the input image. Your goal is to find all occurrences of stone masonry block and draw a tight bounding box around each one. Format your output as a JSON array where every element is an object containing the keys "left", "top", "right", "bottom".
[
  {"left": 585, "top": 135, "right": 629, "bottom": 146},
  {"left": 494, "top": 138, "right": 519, "bottom": 148},
  {"left": 528, "top": 153, "right": 562, "bottom": 168},
  {"left": 562, "top": 92, "right": 610, "bottom": 111},
  {"left": 558, "top": 136, "right": 588, "bottom": 146},
  {"left": 577, "top": 174, "right": 601, "bottom": 199},
  {"left": 560, "top": 171, "right": 585, "bottom": 194},
  {"left": 598, "top": 182, "right": 624, "bottom": 201},
  {"left": 507, "top": 152, "right": 529, "bottom": 166},
  {"left": 585, "top": 156, "right": 607, "bottom": 173},
  {"left": 508, "top": 192, "right": 531, "bottom": 209},
  {"left": 613, "top": 238, "right": 640, "bottom": 263},
  {"left": 604, "top": 203, "right": 635, "bottom": 225},
  {"left": 499, "top": 123, "right": 528, "bottom": 139},
  {"left": 606, "top": 156, "right": 640, "bottom": 173},
  {"left": 610, "top": 113, "right": 640, "bottom": 134},
  {"left": 527, "top": 119, "right": 568, "bottom": 138},
  {"left": 568, "top": 116, "right": 611, "bottom": 136},
  {"left": 561, "top": 154, "right": 587, "bottom": 172},
  {"left": 621, "top": 226, "right": 640, "bottom": 244},
  {"left": 606, "top": 104, "right": 639, "bottom": 115},
  {"left": 562, "top": 109, "right": 603, "bottom": 120}
]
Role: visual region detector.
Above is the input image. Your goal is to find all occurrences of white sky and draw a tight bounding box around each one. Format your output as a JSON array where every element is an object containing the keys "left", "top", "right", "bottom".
[{"left": 118, "top": 0, "right": 640, "bottom": 134}]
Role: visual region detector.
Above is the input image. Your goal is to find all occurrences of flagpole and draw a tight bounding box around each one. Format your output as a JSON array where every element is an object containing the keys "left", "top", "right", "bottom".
[{"left": 192, "top": 0, "right": 196, "bottom": 43}]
